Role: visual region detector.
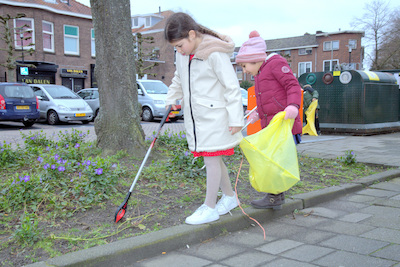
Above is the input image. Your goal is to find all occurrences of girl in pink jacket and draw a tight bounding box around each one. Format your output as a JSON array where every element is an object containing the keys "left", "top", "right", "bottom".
[{"left": 236, "top": 31, "right": 302, "bottom": 209}]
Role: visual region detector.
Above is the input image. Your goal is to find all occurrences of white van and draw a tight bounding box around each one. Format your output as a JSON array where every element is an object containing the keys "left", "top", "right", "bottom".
[{"left": 137, "top": 79, "right": 183, "bottom": 122}]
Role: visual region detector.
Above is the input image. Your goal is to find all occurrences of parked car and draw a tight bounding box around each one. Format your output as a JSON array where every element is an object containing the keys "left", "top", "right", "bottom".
[
  {"left": 137, "top": 79, "right": 183, "bottom": 122},
  {"left": 241, "top": 88, "right": 248, "bottom": 113},
  {"left": 0, "top": 82, "right": 39, "bottom": 127},
  {"left": 30, "top": 84, "right": 93, "bottom": 125},
  {"left": 77, "top": 88, "right": 99, "bottom": 120}
]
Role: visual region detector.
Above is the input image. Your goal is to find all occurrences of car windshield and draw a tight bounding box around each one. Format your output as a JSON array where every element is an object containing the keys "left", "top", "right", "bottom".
[
  {"left": 241, "top": 90, "right": 248, "bottom": 99},
  {"left": 141, "top": 81, "right": 168, "bottom": 94},
  {"left": 4, "top": 85, "right": 35, "bottom": 98},
  {"left": 44, "top": 86, "right": 79, "bottom": 99}
]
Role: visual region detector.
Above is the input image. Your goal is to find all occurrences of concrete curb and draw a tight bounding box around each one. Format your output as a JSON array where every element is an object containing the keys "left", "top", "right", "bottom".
[{"left": 24, "top": 169, "right": 400, "bottom": 267}]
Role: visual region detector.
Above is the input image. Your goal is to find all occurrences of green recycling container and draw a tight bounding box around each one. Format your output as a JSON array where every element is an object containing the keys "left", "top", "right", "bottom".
[{"left": 298, "top": 70, "right": 399, "bottom": 125}]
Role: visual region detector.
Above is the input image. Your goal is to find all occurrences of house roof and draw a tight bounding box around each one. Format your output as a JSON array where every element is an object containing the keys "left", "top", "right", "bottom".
[
  {"left": 266, "top": 34, "right": 318, "bottom": 51},
  {"left": 132, "top": 10, "right": 174, "bottom": 34},
  {"left": 0, "top": 0, "right": 92, "bottom": 18}
]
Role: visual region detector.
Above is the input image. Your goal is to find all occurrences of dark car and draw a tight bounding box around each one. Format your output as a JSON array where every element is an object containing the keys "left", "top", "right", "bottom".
[{"left": 0, "top": 82, "right": 39, "bottom": 127}]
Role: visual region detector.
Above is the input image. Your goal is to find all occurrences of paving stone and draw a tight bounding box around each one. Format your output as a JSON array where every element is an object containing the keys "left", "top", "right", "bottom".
[
  {"left": 255, "top": 239, "right": 303, "bottom": 255},
  {"left": 370, "top": 182, "right": 400, "bottom": 192},
  {"left": 216, "top": 230, "right": 275, "bottom": 248},
  {"left": 312, "top": 250, "right": 396, "bottom": 267},
  {"left": 219, "top": 251, "right": 276, "bottom": 267},
  {"left": 286, "top": 229, "right": 336, "bottom": 245},
  {"left": 316, "top": 199, "right": 368, "bottom": 212},
  {"left": 181, "top": 241, "right": 244, "bottom": 261},
  {"left": 391, "top": 194, "right": 400, "bottom": 200},
  {"left": 300, "top": 207, "right": 343, "bottom": 219},
  {"left": 371, "top": 244, "right": 400, "bottom": 261},
  {"left": 276, "top": 213, "right": 329, "bottom": 227},
  {"left": 259, "top": 221, "right": 307, "bottom": 239},
  {"left": 357, "top": 188, "right": 399, "bottom": 198},
  {"left": 315, "top": 220, "right": 375, "bottom": 235},
  {"left": 319, "top": 234, "right": 389, "bottom": 254},
  {"left": 346, "top": 194, "right": 377, "bottom": 203},
  {"left": 280, "top": 244, "right": 334, "bottom": 262},
  {"left": 373, "top": 197, "right": 400, "bottom": 208},
  {"left": 339, "top": 212, "right": 373, "bottom": 223},
  {"left": 361, "top": 228, "right": 400, "bottom": 244},
  {"left": 136, "top": 252, "right": 211, "bottom": 267},
  {"left": 264, "top": 258, "right": 319, "bottom": 267}
]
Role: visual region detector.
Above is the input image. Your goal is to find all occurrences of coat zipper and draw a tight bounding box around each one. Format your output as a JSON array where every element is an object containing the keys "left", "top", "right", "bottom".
[{"left": 188, "top": 58, "right": 197, "bottom": 151}]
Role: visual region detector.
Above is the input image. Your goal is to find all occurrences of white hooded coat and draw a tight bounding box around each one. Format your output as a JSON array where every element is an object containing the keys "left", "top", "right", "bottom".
[{"left": 166, "top": 33, "right": 244, "bottom": 152}]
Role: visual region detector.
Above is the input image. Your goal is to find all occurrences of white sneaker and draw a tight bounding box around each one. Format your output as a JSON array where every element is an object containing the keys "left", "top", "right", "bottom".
[
  {"left": 216, "top": 193, "right": 239, "bottom": 215},
  {"left": 185, "top": 204, "right": 219, "bottom": 225}
]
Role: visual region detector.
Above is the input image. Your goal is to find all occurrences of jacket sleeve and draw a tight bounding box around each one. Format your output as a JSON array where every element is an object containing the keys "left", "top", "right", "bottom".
[
  {"left": 271, "top": 57, "right": 302, "bottom": 108},
  {"left": 312, "top": 90, "right": 319, "bottom": 99},
  {"left": 210, "top": 52, "right": 244, "bottom": 127},
  {"left": 166, "top": 64, "right": 183, "bottom": 106}
]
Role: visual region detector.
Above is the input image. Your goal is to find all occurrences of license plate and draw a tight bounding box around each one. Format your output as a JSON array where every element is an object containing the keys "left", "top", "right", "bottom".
[
  {"left": 75, "top": 113, "right": 86, "bottom": 117},
  {"left": 171, "top": 111, "right": 179, "bottom": 114},
  {"left": 16, "top": 106, "right": 30, "bottom": 110}
]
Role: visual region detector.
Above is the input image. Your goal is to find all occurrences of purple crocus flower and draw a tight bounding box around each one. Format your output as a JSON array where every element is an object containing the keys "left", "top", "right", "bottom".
[
  {"left": 51, "top": 164, "right": 56, "bottom": 170},
  {"left": 37, "top": 156, "right": 43, "bottom": 163},
  {"left": 43, "top": 163, "right": 50, "bottom": 170},
  {"left": 95, "top": 168, "right": 103, "bottom": 175},
  {"left": 58, "top": 166, "right": 66, "bottom": 172},
  {"left": 74, "top": 143, "right": 80, "bottom": 148}
]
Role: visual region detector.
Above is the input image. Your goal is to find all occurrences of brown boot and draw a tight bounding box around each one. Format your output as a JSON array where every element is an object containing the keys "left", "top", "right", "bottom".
[{"left": 251, "top": 193, "right": 285, "bottom": 210}]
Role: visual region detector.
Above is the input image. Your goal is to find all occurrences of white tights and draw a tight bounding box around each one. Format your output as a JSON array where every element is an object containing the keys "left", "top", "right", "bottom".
[{"left": 203, "top": 156, "right": 235, "bottom": 208}]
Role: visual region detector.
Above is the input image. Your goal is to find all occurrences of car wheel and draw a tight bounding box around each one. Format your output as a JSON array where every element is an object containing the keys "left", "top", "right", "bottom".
[
  {"left": 47, "top": 110, "right": 59, "bottom": 125},
  {"left": 142, "top": 107, "right": 153, "bottom": 122},
  {"left": 22, "top": 120, "right": 35, "bottom": 127}
]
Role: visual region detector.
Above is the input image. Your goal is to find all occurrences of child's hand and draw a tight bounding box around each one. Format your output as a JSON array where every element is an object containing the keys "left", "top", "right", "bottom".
[
  {"left": 284, "top": 105, "right": 298, "bottom": 120},
  {"left": 229, "top": 126, "right": 242, "bottom": 135},
  {"left": 247, "top": 111, "right": 259, "bottom": 124}
]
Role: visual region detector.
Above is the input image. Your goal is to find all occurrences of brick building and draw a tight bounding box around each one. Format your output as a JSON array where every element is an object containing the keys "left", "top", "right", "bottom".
[
  {"left": 131, "top": 10, "right": 176, "bottom": 85},
  {"left": 233, "top": 30, "right": 365, "bottom": 83},
  {"left": 0, "top": 0, "right": 95, "bottom": 91}
]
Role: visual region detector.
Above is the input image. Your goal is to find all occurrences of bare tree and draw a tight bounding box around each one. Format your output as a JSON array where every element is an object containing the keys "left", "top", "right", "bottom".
[
  {"left": 378, "top": 8, "right": 400, "bottom": 69},
  {"left": 134, "top": 32, "right": 159, "bottom": 79},
  {"left": 90, "top": 0, "right": 146, "bottom": 156},
  {"left": 0, "top": 13, "right": 34, "bottom": 82},
  {"left": 351, "top": 0, "right": 393, "bottom": 70}
]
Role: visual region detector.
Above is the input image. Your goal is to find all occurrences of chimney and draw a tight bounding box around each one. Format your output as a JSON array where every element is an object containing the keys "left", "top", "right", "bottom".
[{"left": 316, "top": 31, "right": 323, "bottom": 34}]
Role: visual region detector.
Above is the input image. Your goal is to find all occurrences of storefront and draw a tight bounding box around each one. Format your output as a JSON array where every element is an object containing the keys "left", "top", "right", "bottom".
[
  {"left": 60, "top": 68, "right": 88, "bottom": 92},
  {"left": 17, "top": 61, "right": 58, "bottom": 84}
]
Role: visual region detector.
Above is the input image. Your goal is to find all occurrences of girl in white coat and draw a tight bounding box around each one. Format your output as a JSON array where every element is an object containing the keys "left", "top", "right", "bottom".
[{"left": 164, "top": 12, "right": 244, "bottom": 225}]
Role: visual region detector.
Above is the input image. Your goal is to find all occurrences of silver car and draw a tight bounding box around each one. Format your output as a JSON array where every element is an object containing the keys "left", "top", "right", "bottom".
[
  {"left": 30, "top": 84, "right": 93, "bottom": 125},
  {"left": 77, "top": 88, "right": 99, "bottom": 121},
  {"left": 137, "top": 79, "right": 183, "bottom": 122}
]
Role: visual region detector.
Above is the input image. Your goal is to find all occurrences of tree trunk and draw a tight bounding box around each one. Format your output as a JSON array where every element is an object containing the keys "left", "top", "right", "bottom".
[{"left": 90, "top": 0, "right": 146, "bottom": 156}]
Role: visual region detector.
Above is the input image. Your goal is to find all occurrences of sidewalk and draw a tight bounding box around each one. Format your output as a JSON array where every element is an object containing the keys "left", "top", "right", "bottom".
[{"left": 25, "top": 127, "right": 400, "bottom": 267}]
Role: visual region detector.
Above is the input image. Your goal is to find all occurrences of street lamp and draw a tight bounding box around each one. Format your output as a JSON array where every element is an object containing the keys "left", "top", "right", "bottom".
[{"left": 19, "top": 29, "right": 24, "bottom": 64}]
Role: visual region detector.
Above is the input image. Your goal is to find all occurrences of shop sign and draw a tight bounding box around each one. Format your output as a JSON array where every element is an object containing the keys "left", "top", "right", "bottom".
[
  {"left": 21, "top": 77, "right": 51, "bottom": 84},
  {"left": 20, "top": 67, "right": 29, "bottom": 75}
]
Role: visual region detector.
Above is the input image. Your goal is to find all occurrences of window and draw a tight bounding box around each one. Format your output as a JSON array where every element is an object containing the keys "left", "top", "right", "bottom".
[
  {"left": 64, "top": 25, "right": 79, "bottom": 55},
  {"left": 284, "top": 50, "right": 291, "bottom": 56},
  {"left": 236, "top": 65, "right": 243, "bottom": 80},
  {"left": 91, "top": 29, "right": 95, "bottom": 57},
  {"left": 298, "top": 62, "right": 312, "bottom": 76},
  {"left": 348, "top": 39, "right": 357, "bottom": 50},
  {"left": 299, "top": 48, "right": 312, "bottom": 55},
  {"left": 323, "top": 40, "right": 339, "bottom": 51},
  {"left": 42, "top": 21, "right": 54, "bottom": 52},
  {"left": 14, "top": 18, "right": 35, "bottom": 49},
  {"left": 145, "top": 17, "right": 151, "bottom": 27},
  {"left": 323, "top": 60, "right": 339, "bottom": 72},
  {"left": 132, "top": 17, "right": 139, "bottom": 27}
]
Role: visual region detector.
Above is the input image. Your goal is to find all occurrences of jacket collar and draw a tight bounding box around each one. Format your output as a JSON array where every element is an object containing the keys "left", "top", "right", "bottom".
[{"left": 193, "top": 33, "right": 235, "bottom": 60}]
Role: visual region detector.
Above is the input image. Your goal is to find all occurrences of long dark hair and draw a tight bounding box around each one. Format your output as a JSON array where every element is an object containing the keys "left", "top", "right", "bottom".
[{"left": 164, "top": 12, "right": 220, "bottom": 42}]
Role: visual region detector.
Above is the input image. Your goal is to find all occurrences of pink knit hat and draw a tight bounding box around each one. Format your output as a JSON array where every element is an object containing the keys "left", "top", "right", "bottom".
[{"left": 236, "top": 31, "right": 267, "bottom": 63}]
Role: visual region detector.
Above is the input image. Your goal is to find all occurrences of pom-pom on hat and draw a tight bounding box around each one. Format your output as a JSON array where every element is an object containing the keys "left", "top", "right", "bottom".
[{"left": 236, "top": 31, "right": 267, "bottom": 63}]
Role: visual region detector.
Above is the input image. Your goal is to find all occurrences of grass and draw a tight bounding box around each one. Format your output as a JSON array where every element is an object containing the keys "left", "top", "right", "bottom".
[{"left": 0, "top": 128, "right": 392, "bottom": 266}]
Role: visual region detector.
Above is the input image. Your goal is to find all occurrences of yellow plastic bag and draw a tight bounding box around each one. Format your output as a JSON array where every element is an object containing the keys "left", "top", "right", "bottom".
[
  {"left": 302, "top": 100, "right": 318, "bottom": 136},
  {"left": 239, "top": 112, "right": 300, "bottom": 194}
]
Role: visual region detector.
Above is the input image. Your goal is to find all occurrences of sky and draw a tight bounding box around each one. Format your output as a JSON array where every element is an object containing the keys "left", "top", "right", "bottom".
[{"left": 76, "top": 0, "right": 397, "bottom": 62}]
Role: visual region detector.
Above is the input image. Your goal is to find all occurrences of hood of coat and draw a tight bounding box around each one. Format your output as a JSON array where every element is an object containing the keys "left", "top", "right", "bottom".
[{"left": 194, "top": 33, "right": 235, "bottom": 60}]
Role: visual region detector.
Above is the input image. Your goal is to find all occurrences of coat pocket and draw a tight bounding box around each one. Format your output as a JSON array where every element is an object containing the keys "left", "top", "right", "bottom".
[{"left": 196, "top": 98, "right": 226, "bottom": 109}]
